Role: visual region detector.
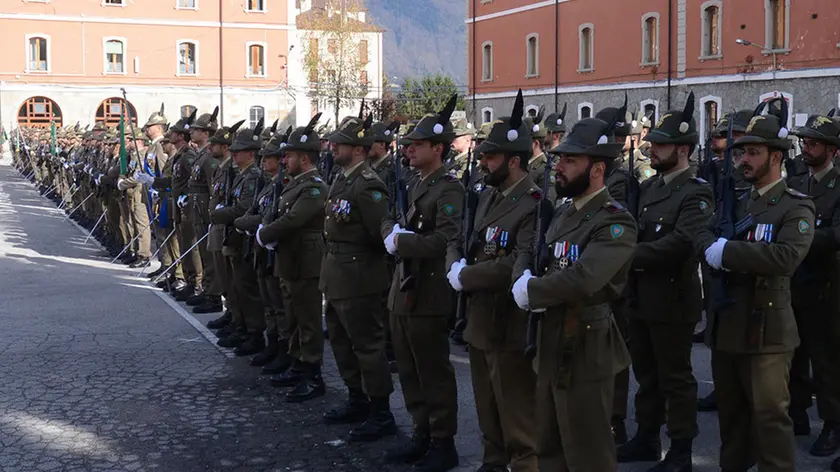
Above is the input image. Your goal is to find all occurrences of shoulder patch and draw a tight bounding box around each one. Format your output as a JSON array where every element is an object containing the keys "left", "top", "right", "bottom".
[
  {"left": 786, "top": 188, "right": 810, "bottom": 199},
  {"left": 610, "top": 224, "right": 625, "bottom": 239},
  {"left": 310, "top": 188, "right": 321, "bottom": 197},
  {"left": 528, "top": 187, "right": 542, "bottom": 200},
  {"left": 442, "top": 203, "right": 455, "bottom": 216},
  {"left": 699, "top": 200, "right": 710, "bottom": 213},
  {"left": 798, "top": 219, "right": 810, "bottom": 233},
  {"left": 371, "top": 190, "right": 383, "bottom": 202}
]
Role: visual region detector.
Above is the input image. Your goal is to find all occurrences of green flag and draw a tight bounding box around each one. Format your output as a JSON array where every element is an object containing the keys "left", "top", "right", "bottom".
[
  {"left": 50, "top": 121, "right": 56, "bottom": 154},
  {"left": 119, "top": 112, "right": 128, "bottom": 175}
]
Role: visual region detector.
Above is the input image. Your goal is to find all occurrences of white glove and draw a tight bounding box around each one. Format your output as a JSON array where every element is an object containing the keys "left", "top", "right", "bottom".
[
  {"left": 447, "top": 258, "right": 467, "bottom": 292},
  {"left": 512, "top": 270, "right": 536, "bottom": 311},
  {"left": 256, "top": 224, "right": 277, "bottom": 250},
  {"left": 177, "top": 194, "right": 188, "bottom": 208},
  {"left": 705, "top": 237, "right": 727, "bottom": 270},
  {"left": 117, "top": 178, "right": 128, "bottom": 191},
  {"left": 384, "top": 224, "right": 413, "bottom": 255},
  {"left": 214, "top": 203, "right": 224, "bottom": 210},
  {"left": 135, "top": 173, "right": 155, "bottom": 185},
  {"left": 150, "top": 189, "right": 160, "bottom": 201},
  {"left": 95, "top": 176, "right": 101, "bottom": 186}
]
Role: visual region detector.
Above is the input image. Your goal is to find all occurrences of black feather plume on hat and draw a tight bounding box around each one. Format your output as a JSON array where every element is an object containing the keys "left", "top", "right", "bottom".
[
  {"left": 510, "top": 89, "right": 524, "bottom": 131},
  {"left": 559, "top": 102, "right": 567, "bottom": 120},
  {"left": 752, "top": 100, "right": 768, "bottom": 117},
  {"left": 358, "top": 99, "right": 366, "bottom": 119},
  {"left": 438, "top": 94, "right": 458, "bottom": 125},
  {"left": 617, "top": 93, "right": 628, "bottom": 125},
  {"left": 210, "top": 106, "right": 219, "bottom": 122},
  {"left": 282, "top": 125, "right": 293, "bottom": 141},
  {"left": 253, "top": 118, "right": 265, "bottom": 137},
  {"left": 159, "top": 103, "right": 165, "bottom": 115},
  {"left": 187, "top": 109, "right": 197, "bottom": 125},
  {"left": 304, "top": 113, "right": 323, "bottom": 135},
  {"left": 363, "top": 113, "right": 374, "bottom": 130},
  {"left": 535, "top": 105, "right": 545, "bottom": 125},
  {"left": 683, "top": 92, "right": 695, "bottom": 124},
  {"left": 828, "top": 108, "right": 836, "bottom": 118},
  {"left": 270, "top": 119, "right": 278, "bottom": 133},
  {"left": 229, "top": 119, "right": 245, "bottom": 134},
  {"left": 387, "top": 120, "right": 401, "bottom": 133}
]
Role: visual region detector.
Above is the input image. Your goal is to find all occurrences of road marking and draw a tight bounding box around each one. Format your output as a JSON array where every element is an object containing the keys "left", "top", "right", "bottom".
[{"left": 152, "top": 289, "right": 235, "bottom": 359}]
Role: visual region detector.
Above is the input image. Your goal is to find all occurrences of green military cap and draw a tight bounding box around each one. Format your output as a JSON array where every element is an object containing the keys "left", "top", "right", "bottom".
[
  {"left": 474, "top": 122, "right": 493, "bottom": 142},
  {"left": 329, "top": 112, "right": 375, "bottom": 147},
  {"left": 642, "top": 112, "right": 653, "bottom": 129},
  {"left": 544, "top": 103, "right": 568, "bottom": 133},
  {"left": 452, "top": 117, "right": 474, "bottom": 137},
  {"left": 474, "top": 90, "right": 532, "bottom": 155},
  {"left": 128, "top": 127, "right": 150, "bottom": 144},
  {"left": 262, "top": 119, "right": 279, "bottom": 141},
  {"left": 398, "top": 121, "right": 418, "bottom": 146},
  {"left": 629, "top": 111, "right": 651, "bottom": 136},
  {"left": 524, "top": 106, "right": 547, "bottom": 140},
  {"left": 714, "top": 109, "right": 753, "bottom": 137},
  {"left": 192, "top": 106, "right": 219, "bottom": 132},
  {"left": 403, "top": 94, "right": 459, "bottom": 143},
  {"left": 596, "top": 103, "right": 632, "bottom": 138},
  {"left": 644, "top": 92, "right": 699, "bottom": 145},
  {"left": 732, "top": 98, "right": 792, "bottom": 151},
  {"left": 283, "top": 113, "right": 324, "bottom": 152},
  {"left": 170, "top": 109, "right": 196, "bottom": 135},
  {"left": 143, "top": 103, "right": 168, "bottom": 129},
  {"left": 791, "top": 111, "right": 840, "bottom": 147},
  {"left": 229, "top": 118, "right": 264, "bottom": 152},
  {"left": 261, "top": 125, "right": 293, "bottom": 157},
  {"left": 92, "top": 122, "right": 108, "bottom": 132},
  {"left": 550, "top": 114, "right": 624, "bottom": 160},
  {"left": 368, "top": 120, "right": 400, "bottom": 143},
  {"left": 209, "top": 120, "right": 244, "bottom": 146}
]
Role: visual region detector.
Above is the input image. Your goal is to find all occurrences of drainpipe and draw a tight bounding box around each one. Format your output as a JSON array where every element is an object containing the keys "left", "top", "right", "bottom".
[
  {"left": 218, "top": 0, "right": 224, "bottom": 125},
  {"left": 554, "top": 0, "right": 559, "bottom": 111},
  {"left": 666, "top": 0, "right": 672, "bottom": 109},
  {"left": 471, "top": 0, "right": 476, "bottom": 123}
]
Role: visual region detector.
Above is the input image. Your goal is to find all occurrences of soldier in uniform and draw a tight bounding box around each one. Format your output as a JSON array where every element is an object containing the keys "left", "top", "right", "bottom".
[
  {"left": 617, "top": 94, "right": 713, "bottom": 471},
  {"left": 637, "top": 111, "right": 653, "bottom": 158},
  {"left": 210, "top": 120, "right": 266, "bottom": 356},
  {"left": 367, "top": 120, "right": 398, "bottom": 183},
  {"left": 444, "top": 118, "right": 474, "bottom": 179},
  {"left": 597, "top": 106, "right": 656, "bottom": 183},
  {"left": 510, "top": 115, "right": 634, "bottom": 472},
  {"left": 695, "top": 100, "right": 814, "bottom": 472},
  {"left": 186, "top": 107, "right": 220, "bottom": 311},
  {"left": 382, "top": 96, "right": 463, "bottom": 471},
  {"left": 446, "top": 92, "right": 539, "bottom": 472},
  {"left": 787, "top": 114, "right": 840, "bottom": 456},
  {"left": 255, "top": 115, "right": 328, "bottom": 402},
  {"left": 320, "top": 114, "right": 397, "bottom": 442},
  {"left": 166, "top": 112, "right": 204, "bottom": 302},
  {"left": 117, "top": 128, "right": 153, "bottom": 268},
  {"left": 474, "top": 122, "right": 492, "bottom": 148},
  {"left": 542, "top": 103, "right": 567, "bottom": 151}
]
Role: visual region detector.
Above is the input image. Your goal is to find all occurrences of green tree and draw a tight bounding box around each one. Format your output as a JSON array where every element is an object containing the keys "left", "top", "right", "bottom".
[{"left": 396, "top": 74, "right": 465, "bottom": 119}]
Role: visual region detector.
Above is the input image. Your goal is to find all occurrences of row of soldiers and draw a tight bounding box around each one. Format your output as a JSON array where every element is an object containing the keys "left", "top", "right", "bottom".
[{"left": 11, "top": 89, "right": 840, "bottom": 472}]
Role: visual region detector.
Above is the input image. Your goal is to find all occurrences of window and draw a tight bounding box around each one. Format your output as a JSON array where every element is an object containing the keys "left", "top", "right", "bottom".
[
  {"left": 27, "top": 36, "right": 49, "bottom": 72},
  {"left": 328, "top": 39, "right": 337, "bottom": 54},
  {"left": 526, "top": 106, "right": 538, "bottom": 117},
  {"left": 766, "top": 0, "right": 789, "bottom": 51},
  {"left": 248, "top": 43, "right": 265, "bottom": 77},
  {"left": 701, "top": 2, "right": 721, "bottom": 58},
  {"left": 481, "top": 107, "right": 493, "bottom": 123},
  {"left": 104, "top": 39, "right": 125, "bottom": 74},
  {"left": 526, "top": 34, "right": 539, "bottom": 77},
  {"left": 104, "top": 0, "right": 124, "bottom": 5},
  {"left": 17, "top": 96, "right": 62, "bottom": 128},
  {"left": 759, "top": 91, "right": 793, "bottom": 129},
  {"left": 95, "top": 97, "right": 137, "bottom": 127},
  {"left": 247, "top": 0, "right": 265, "bottom": 12},
  {"left": 578, "top": 102, "right": 594, "bottom": 120},
  {"left": 481, "top": 41, "right": 493, "bottom": 81},
  {"left": 359, "top": 40, "right": 369, "bottom": 64},
  {"left": 178, "top": 41, "right": 197, "bottom": 75},
  {"left": 641, "top": 14, "right": 659, "bottom": 65},
  {"left": 308, "top": 38, "right": 319, "bottom": 82},
  {"left": 700, "top": 96, "right": 721, "bottom": 140},
  {"left": 249, "top": 106, "right": 264, "bottom": 128},
  {"left": 177, "top": 0, "right": 197, "bottom": 8},
  {"left": 579, "top": 24, "right": 594, "bottom": 72},
  {"left": 180, "top": 105, "right": 196, "bottom": 118},
  {"left": 360, "top": 70, "right": 369, "bottom": 93}
]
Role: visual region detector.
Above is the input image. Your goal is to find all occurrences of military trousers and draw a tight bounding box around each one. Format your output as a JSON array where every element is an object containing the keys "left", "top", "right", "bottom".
[
  {"left": 790, "top": 293, "right": 840, "bottom": 422},
  {"left": 536, "top": 365, "right": 616, "bottom": 472},
  {"left": 712, "top": 350, "right": 795, "bottom": 472},
  {"left": 176, "top": 206, "right": 202, "bottom": 288},
  {"left": 391, "top": 314, "right": 458, "bottom": 439},
  {"left": 257, "top": 272, "right": 291, "bottom": 339},
  {"left": 611, "top": 299, "right": 630, "bottom": 421},
  {"left": 107, "top": 201, "right": 125, "bottom": 245},
  {"left": 469, "top": 346, "right": 538, "bottom": 472},
  {"left": 280, "top": 278, "right": 323, "bottom": 365},
  {"left": 127, "top": 186, "right": 151, "bottom": 258},
  {"left": 117, "top": 196, "right": 135, "bottom": 251},
  {"left": 628, "top": 319, "right": 698, "bottom": 439},
  {"left": 325, "top": 295, "right": 393, "bottom": 398},
  {"left": 211, "top": 250, "right": 234, "bottom": 313},
  {"left": 155, "top": 209, "right": 183, "bottom": 280},
  {"left": 195, "top": 223, "right": 216, "bottom": 295},
  {"left": 229, "top": 254, "right": 265, "bottom": 335}
]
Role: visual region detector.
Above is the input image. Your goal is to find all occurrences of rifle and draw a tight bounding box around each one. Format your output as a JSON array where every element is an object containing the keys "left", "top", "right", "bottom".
[
  {"left": 322, "top": 149, "right": 335, "bottom": 185},
  {"left": 242, "top": 155, "right": 266, "bottom": 263},
  {"left": 393, "top": 131, "right": 416, "bottom": 296},
  {"left": 626, "top": 135, "right": 641, "bottom": 219},
  {"left": 221, "top": 161, "right": 236, "bottom": 247},
  {"left": 708, "top": 114, "right": 754, "bottom": 313},
  {"left": 454, "top": 148, "right": 478, "bottom": 333},
  {"left": 525, "top": 154, "right": 555, "bottom": 359},
  {"left": 264, "top": 171, "right": 286, "bottom": 272}
]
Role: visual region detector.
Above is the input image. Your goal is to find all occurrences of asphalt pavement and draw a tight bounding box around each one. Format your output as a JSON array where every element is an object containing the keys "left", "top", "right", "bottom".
[{"left": 0, "top": 157, "right": 833, "bottom": 472}]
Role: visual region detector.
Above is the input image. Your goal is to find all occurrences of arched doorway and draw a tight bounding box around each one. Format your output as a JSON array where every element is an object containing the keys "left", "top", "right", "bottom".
[
  {"left": 95, "top": 97, "right": 137, "bottom": 127},
  {"left": 17, "top": 96, "right": 63, "bottom": 128}
]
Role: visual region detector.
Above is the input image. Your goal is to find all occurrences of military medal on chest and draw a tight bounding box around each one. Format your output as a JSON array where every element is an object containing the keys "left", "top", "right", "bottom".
[
  {"left": 484, "top": 227, "right": 501, "bottom": 255},
  {"left": 553, "top": 241, "right": 579, "bottom": 270},
  {"left": 747, "top": 223, "right": 774, "bottom": 242},
  {"left": 332, "top": 199, "right": 352, "bottom": 222}
]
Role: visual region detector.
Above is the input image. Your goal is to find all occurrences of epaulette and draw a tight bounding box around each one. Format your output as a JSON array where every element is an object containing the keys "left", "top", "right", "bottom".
[
  {"left": 441, "top": 174, "right": 459, "bottom": 183},
  {"left": 527, "top": 187, "right": 542, "bottom": 200},
  {"left": 786, "top": 187, "right": 811, "bottom": 199},
  {"left": 691, "top": 176, "right": 708, "bottom": 185},
  {"left": 604, "top": 200, "right": 626, "bottom": 213},
  {"left": 313, "top": 176, "right": 323, "bottom": 183},
  {"left": 361, "top": 169, "right": 376, "bottom": 180}
]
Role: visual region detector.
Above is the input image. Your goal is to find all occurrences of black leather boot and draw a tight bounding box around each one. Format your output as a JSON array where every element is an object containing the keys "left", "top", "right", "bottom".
[
  {"left": 285, "top": 364, "right": 326, "bottom": 403},
  {"left": 647, "top": 438, "right": 691, "bottom": 472},
  {"left": 617, "top": 426, "right": 661, "bottom": 463},
  {"left": 174, "top": 285, "right": 197, "bottom": 302},
  {"left": 233, "top": 334, "right": 265, "bottom": 357},
  {"left": 697, "top": 390, "right": 717, "bottom": 412},
  {"left": 612, "top": 416, "right": 628, "bottom": 445},
  {"left": 193, "top": 295, "right": 223, "bottom": 314},
  {"left": 147, "top": 265, "right": 167, "bottom": 279},
  {"left": 260, "top": 340, "right": 293, "bottom": 375},
  {"left": 185, "top": 292, "right": 207, "bottom": 307},
  {"left": 811, "top": 422, "right": 840, "bottom": 456},
  {"left": 217, "top": 328, "right": 248, "bottom": 348},
  {"left": 207, "top": 311, "right": 232, "bottom": 330},
  {"left": 385, "top": 431, "right": 430, "bottom": 464},
  {"left": 790, "top": 408, "right": 811, "bottom": 436},
  {"left": 348, "top": 396, "right": 397, "bottom": 442},
  {"left": 249, "top": 335, "right": 278, "bottom": 366},
  {"left": 270, "top": 361, "right": 305, "bottom": 387},
  {"left": 129, "top": 257, "right": 149, "bottom": 269},
  {"left": 323, "top": 391, "right": 369, "bottom": 424},
  {"left": 413, "top": 437, "right": 459, "bottom": 472}
]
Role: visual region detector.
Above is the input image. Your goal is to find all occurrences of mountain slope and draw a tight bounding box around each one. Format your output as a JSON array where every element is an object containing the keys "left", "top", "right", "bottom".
[{"left": 366, "top": 0, "right": 466, "bottom": 85}]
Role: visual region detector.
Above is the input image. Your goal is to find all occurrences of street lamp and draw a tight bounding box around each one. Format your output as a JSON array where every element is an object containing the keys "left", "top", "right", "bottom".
[{"left": 736, "top": 38, "right": 777, "bottom": 80}]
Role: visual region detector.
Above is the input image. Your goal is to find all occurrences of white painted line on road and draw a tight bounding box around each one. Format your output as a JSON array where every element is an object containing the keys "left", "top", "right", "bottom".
[{"left": 152, "top": 290, "right": 235, "bottom": 359}]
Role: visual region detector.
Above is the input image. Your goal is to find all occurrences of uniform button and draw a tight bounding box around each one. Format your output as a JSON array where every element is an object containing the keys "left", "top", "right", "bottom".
[
  {"left": 352, "top": 257, "right": 356, "bottom": 260},
  {"left": 768, "top": 302, "right": 773, "bottom": 307},
  {"left": 431, "top": 272, "right": 435, "bottom": 276},
  {"left": 326, "top": 216, "right": 330, "bottom": 220},
  {"left": 585, "top": 324, "right": 591, "bottom": 330}
]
